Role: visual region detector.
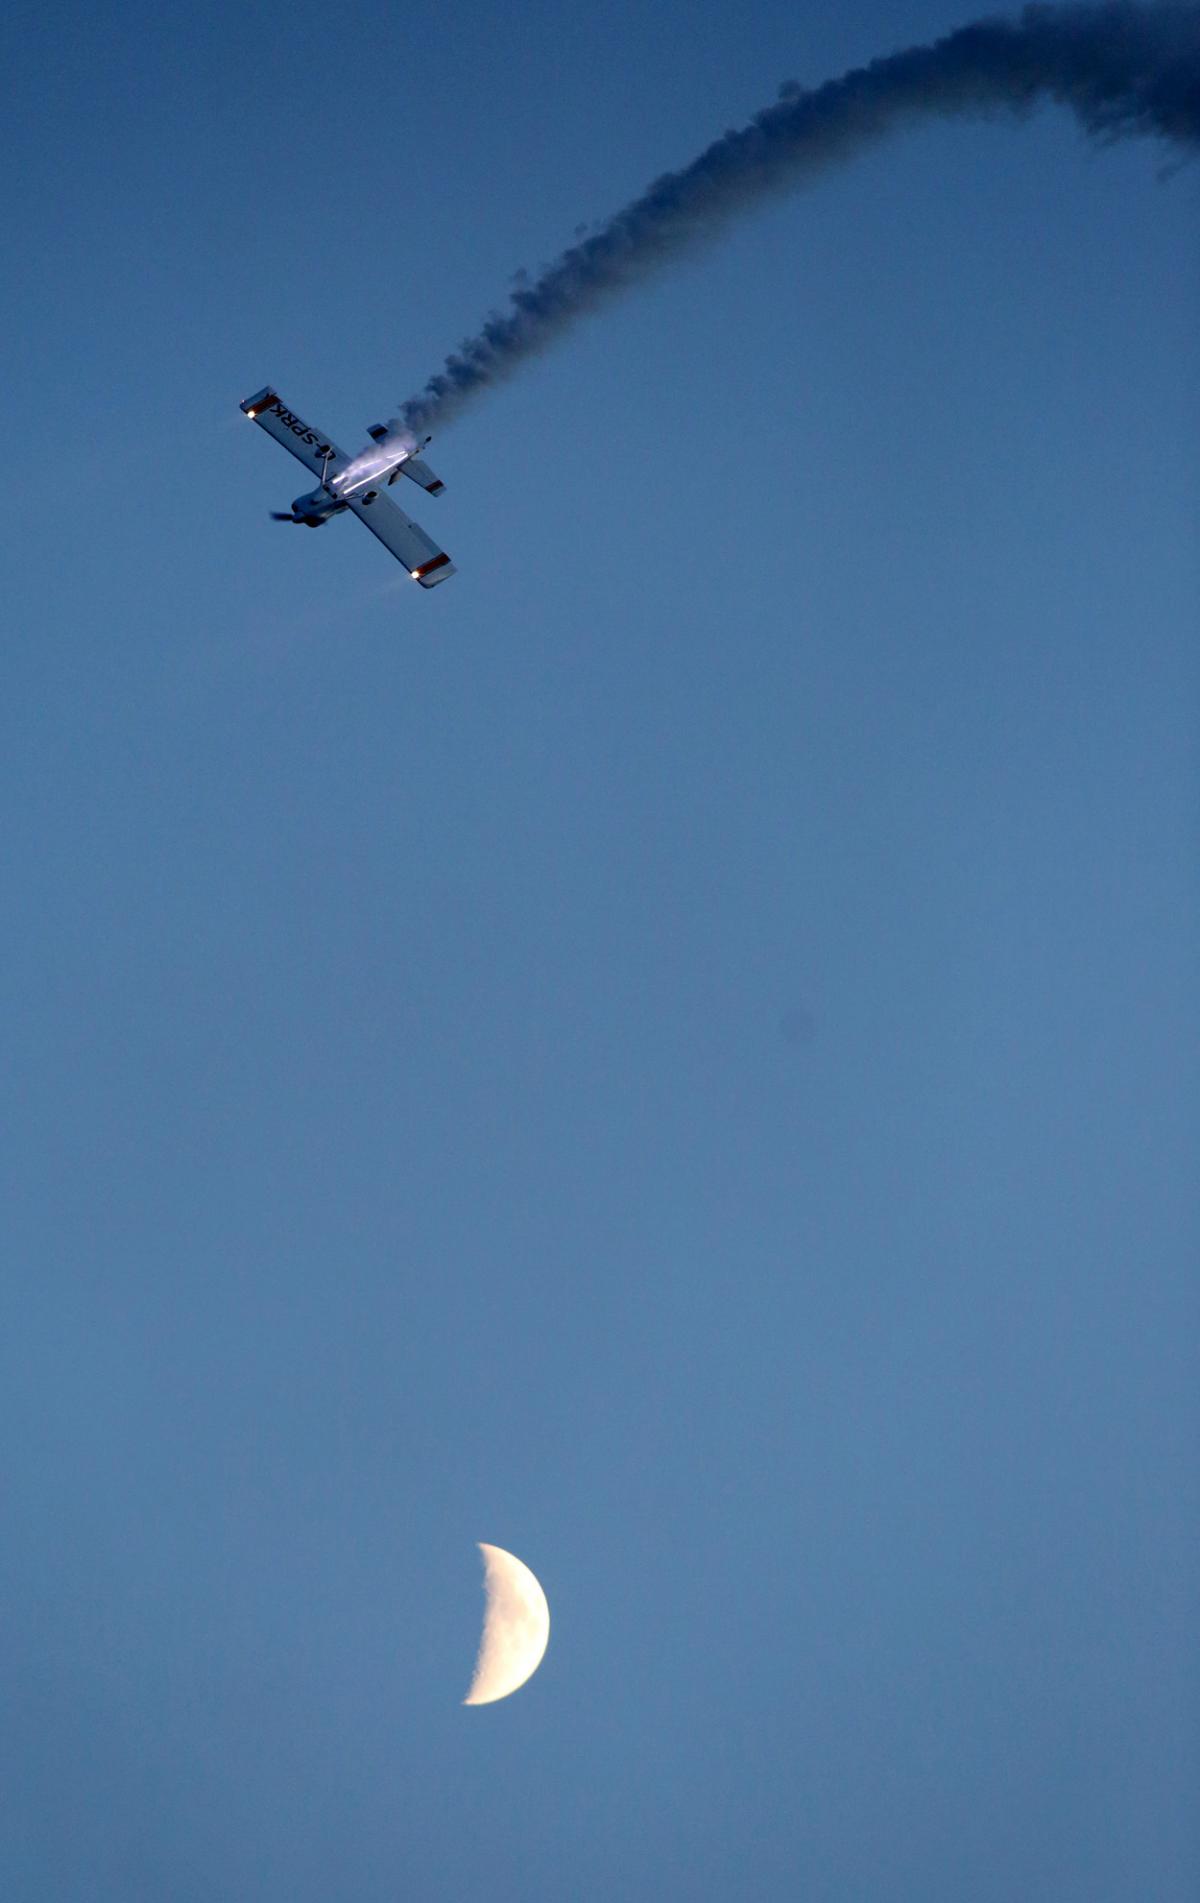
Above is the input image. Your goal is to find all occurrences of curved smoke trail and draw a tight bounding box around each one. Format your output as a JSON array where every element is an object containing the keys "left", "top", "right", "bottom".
[{"left": 381, "top": 5, "right": 1199, "bottom": 444}]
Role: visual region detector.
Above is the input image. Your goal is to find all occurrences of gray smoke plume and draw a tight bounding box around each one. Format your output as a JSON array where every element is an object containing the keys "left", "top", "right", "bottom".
[{"left": 389, "top": 5, "right": 1199, "bottom": 438}]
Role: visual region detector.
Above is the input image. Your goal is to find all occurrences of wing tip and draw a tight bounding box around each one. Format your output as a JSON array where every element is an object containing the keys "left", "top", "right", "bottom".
[
  {"left": 240, "top": 387, "right": 277, "bottom": 419},
  {"left": 413, "top": 552, "right": 455, "bottom": 587}
]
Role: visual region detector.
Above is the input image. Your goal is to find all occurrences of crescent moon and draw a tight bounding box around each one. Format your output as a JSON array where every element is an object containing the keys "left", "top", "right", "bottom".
[{"left": 464, "top": 1543, "right": 550, "bottom": 1706}]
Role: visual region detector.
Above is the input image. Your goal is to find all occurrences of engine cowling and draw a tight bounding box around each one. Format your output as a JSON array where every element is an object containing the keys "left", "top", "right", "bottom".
[{"left": 291, "top": 488, "right": 345, "bottom": 527}]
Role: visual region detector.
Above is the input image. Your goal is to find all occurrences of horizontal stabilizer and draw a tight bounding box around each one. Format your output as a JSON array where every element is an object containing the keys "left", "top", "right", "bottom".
[{"left": 394, "top": 454, "right": 445, "bottom": 497}]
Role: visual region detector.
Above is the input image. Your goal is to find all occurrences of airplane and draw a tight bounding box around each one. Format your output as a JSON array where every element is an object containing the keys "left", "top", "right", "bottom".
[{"left": 240, "top": 388, "right": 455, "bottom": 588}]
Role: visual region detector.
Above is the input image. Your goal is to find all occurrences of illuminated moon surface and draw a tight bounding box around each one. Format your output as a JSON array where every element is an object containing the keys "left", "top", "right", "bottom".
[{"left": 464, "top": 1543, "right": 550, "bottom": 1706}]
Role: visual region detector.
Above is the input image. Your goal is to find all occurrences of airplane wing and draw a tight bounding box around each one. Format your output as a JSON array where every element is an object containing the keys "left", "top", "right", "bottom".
[
  {"left": 240, "top": 388, "right": 350, "bottom": 483},
  {"left": 348, "top": 488, "right": 456, "bottom": 588},
  {"left": 392, "top": 454, "right": 445, "bottom": 497}
]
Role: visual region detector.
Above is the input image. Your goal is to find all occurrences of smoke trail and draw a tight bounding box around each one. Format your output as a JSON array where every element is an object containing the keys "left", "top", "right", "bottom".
[{"left": 380, "top": 5, "right": 1199, "bottom": 446}]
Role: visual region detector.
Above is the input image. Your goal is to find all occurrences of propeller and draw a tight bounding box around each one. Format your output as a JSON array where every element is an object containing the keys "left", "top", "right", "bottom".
[{"left": 269, "top": 510, "right": 298, "bottom": 522}]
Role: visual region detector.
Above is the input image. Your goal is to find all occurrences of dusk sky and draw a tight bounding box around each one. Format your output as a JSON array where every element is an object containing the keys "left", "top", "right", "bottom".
[{"left": 3, "top": 2, "right": 1197, "bottom": 1898}]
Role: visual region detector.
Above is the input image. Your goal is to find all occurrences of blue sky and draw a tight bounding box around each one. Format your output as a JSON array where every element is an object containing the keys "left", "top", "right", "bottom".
[{"left": 2, "top": 2, "right": 1197, "bottom": 1897}]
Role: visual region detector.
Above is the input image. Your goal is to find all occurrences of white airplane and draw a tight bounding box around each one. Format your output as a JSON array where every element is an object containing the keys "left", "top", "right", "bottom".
[{"left": 240, "top": 387, "right": 455, "bottom": 588}]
